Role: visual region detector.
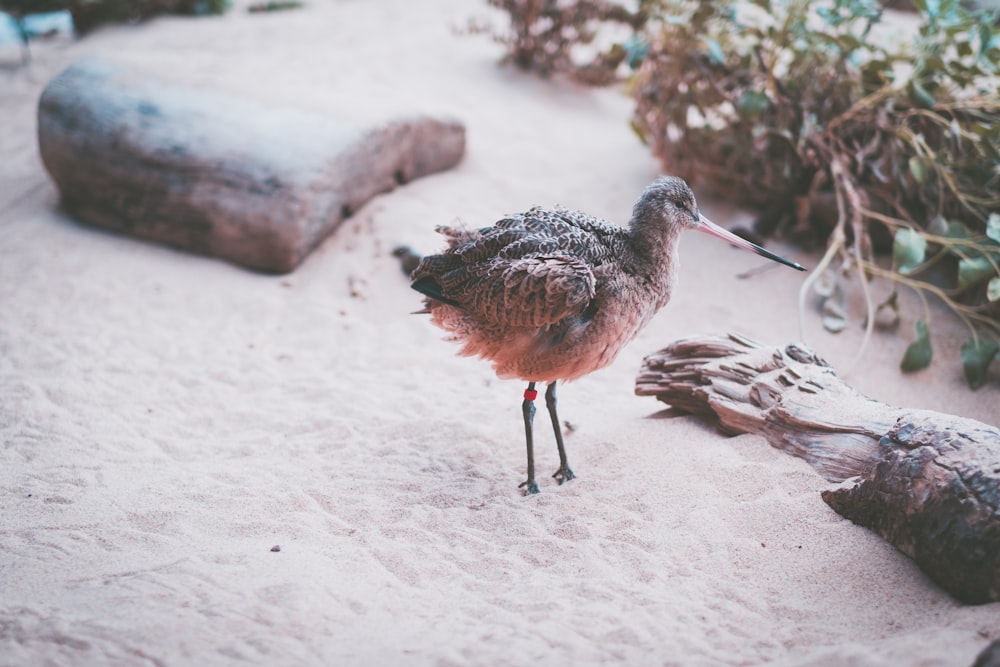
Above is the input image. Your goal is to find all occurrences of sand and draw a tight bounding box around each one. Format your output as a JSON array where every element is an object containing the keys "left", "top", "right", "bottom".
[{"left": 1, "top": 1, "right": 998, "bottom": 665}]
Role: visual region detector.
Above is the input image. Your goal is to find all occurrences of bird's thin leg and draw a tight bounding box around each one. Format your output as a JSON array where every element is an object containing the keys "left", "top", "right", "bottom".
[
  {"left": 519, "top": 382, "right": 540, "bottom": 495},
  {"left": 545, "top": 382, "right": 575, "bottom": 484}
]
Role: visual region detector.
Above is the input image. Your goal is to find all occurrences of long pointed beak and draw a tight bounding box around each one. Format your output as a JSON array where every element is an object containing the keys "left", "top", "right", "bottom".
[{"left": 696, "top": 214, "right": 806, "bottom": 272}]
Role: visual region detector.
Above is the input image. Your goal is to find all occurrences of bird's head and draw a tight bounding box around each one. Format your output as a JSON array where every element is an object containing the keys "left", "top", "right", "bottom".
[
  {"left": 632, "top": 175, "right": 807, "bottom": 272},
  {"left": 633, "top": 175, "right": 703, "bottom": 232}
]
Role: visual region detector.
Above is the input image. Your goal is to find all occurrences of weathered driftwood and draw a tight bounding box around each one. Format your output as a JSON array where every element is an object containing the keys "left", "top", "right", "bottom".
[
  {"left": 37, "top": 56, "right": 466, "bottom": 273},
  {"left": 635, "top": 332, "right": 1000, "bottom": 604}
]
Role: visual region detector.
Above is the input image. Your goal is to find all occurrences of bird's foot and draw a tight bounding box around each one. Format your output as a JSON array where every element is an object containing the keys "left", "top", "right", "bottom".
[
  {"left": 519, "top": 479, "right": 540, "bottom": 495},
  {"left": 552, "top": 466, "right": 576, "bottom": 485}
]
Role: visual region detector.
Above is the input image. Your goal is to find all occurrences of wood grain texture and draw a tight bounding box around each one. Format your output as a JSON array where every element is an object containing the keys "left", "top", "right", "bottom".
[{"left": 636, "top": 333, "right": 1000, "bottom": 604}]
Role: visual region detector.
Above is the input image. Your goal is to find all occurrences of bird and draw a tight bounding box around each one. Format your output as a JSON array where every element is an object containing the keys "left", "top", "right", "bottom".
[{"left": 409, "top": 175, "right": 805, "bottom": 494}]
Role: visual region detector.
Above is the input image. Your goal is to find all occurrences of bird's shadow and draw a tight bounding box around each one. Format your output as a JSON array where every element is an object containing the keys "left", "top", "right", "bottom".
[
  {"left": 643, "top": 406, "right": 689, "bottom": 420},
  {"left": 641, "top": 406, "right": 733, "bottom": 442}
]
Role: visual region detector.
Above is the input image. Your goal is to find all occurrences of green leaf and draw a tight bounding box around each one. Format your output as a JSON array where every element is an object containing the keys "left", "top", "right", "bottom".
[
  {"left": 629, "top": 118, "right": 648, "bottom": 146},
  {"left": 960, "top": 337, "right": 999, "bottom": 389},
  {"left": 989, "top": 276, "right": 1000, "bottom": 302},
  {"left": 812, "top": 269, "right": 837, "bottom": 297},
  {"left": 909, "top": 79, "right": 937, "bottom": 108},
  {"left": 945, "top": 220, "right": 969, "bottom": 239},
  {"left": 908, "top": 155, "right": 928, "bottom": 183},
  {"left": 737, "top": 90, "right": 770, "bottom": 119},
  {"left": 821, "top": 283, "right": 848, "bottom": 333},
  {"left": 958, "top": 256, "right": 996, "bottom": 290},
  {"left": 874, "top": 289, "right": 901, "bottom": 330},
  {"left": 893, "top": 228, "right": 927, "bottom": 274},
  {"left": 928, "top": 215, "right": 949, "bottom": 236},
  {"left": 704, "top": 38, "right": 726, "bottom": 65},
  {"left": 901, "top": 320, "right": 933, "bottom": 372},
  {"left": 924, "top": 0, "right": 941, "bottom": 22},
  {"left": 623, "top": 36, "right": 650, "bottom": 70},
  {"left": 838, "top": 34, "right": 863, "bottom": 52},
  {"left": 987, "top": 213, "right": 1000, "bottom": 244}
]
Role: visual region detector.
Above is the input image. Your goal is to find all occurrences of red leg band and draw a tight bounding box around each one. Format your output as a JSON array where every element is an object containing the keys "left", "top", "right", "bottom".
[{"left": 523, "top": 389, "right": 538, "bottom": 401}]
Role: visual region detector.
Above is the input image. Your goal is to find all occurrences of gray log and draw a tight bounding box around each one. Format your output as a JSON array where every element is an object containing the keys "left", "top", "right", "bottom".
[
  {"left": 37, "top": 56, "right": 466, "bottom": 273},
  {"left": 635, "top": 333, "right": 1000, "bottom": 604}
]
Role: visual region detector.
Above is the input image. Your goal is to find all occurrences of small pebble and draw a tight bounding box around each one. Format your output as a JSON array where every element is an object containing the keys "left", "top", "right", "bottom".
[{"left": 270, "top": 545, "right": 281, "bottom": 552}]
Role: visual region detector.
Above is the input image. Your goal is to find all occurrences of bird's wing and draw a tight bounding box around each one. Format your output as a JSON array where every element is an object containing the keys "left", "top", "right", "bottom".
[
  {"left": 411, "top": 205, "right": 621, "bottom": 325},
  {"left": 502, "top": 206, "right": 623, "bottom": 264},
  {"left": 441, "top": 253, "right": 597, "bottom": 328}
]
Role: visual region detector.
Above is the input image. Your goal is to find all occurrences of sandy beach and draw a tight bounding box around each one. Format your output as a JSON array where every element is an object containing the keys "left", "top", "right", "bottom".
[{"left": 2, "top": 1, "right": 998, "bottom": 665}]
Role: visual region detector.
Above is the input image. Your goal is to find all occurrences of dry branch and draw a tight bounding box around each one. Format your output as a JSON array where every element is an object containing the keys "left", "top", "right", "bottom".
[{"left": 635, "top": 332, "right": 1000, "bottom": 604}]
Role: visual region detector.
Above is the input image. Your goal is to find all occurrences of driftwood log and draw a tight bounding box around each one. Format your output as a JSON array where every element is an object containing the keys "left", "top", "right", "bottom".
[
  {"left": 37, "top": 56, "right": 466, "bottom": 273},
  {"left": 635, "top": 333, "right": 1000, "bottom": 604}
]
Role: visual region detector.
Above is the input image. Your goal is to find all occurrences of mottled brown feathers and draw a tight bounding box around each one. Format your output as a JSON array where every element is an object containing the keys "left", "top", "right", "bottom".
[
  {"left": 412, "top": 207, "right": 619, "bottom": 329},
  {"left": 409, "top": 176, "right": 802, "bottom": 492},
  {"left": 410, "top": 188, "right": 685, "bottom": 382}
]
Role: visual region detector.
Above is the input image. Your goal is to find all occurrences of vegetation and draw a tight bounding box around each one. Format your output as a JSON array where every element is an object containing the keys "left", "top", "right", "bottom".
[
  {"left": 1, "top": 0, "right": 231, "bottom": 40},
  {"left": 247, "top": 1, "right": 303, "bottom": 13},
  {"left": 480, "top": 0, "right": 1000, "bottom": 387},
  {"left": 68, "top": 0, "right": 231, "bottom": 33},
  {"left": 470, "top": 0, "right": 646, "bottom": 84}
]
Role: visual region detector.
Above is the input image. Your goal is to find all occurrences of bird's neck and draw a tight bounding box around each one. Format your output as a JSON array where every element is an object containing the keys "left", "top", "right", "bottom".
[{"left": 628, "top": 216, "right": 682, "bottom": 280}]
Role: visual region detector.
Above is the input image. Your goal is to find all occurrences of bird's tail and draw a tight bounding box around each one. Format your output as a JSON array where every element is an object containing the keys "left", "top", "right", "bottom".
[{"left": 410, "top": 276, "right": 461, "bottom": 307}]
